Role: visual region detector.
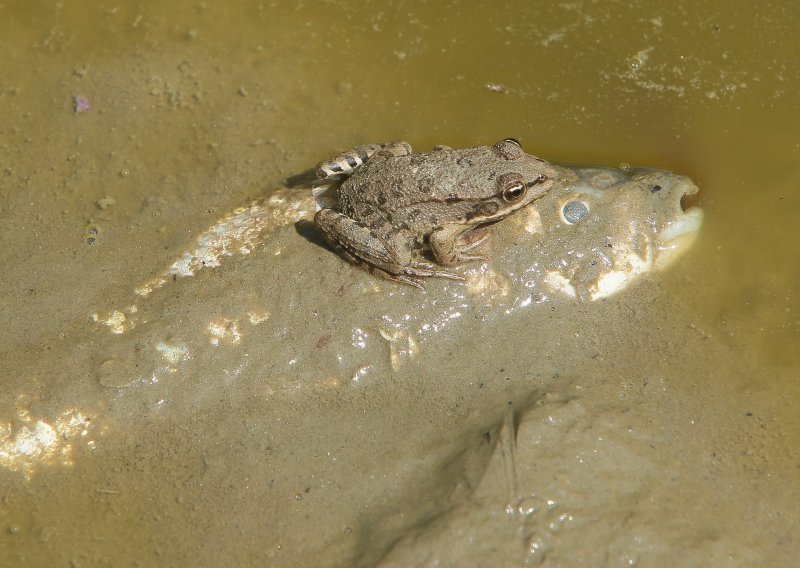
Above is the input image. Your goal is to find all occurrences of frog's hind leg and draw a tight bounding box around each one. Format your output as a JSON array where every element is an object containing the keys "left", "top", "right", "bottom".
[
  {"left": 316, "top": 141, "right": 413, "bottom": 180},
  {"left": 315, "top": 209, "right": 412, "bottom": 272},
  {"left": 315, "top": 209, "right": 463, "bottom": 288}
]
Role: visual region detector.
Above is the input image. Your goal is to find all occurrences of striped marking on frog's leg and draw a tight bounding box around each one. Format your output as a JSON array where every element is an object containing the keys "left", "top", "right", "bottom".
[
  {"left": 315, "top": 141, "right": 413, "bottom": 180},
  {"left": 316, "top": 143, "right": 384, "bottom": 180}
]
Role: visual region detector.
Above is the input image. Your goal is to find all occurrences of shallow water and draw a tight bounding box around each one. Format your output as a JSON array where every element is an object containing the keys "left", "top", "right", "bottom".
[{"left": 0, "top": 1, "right": 798, "bottom": 566}]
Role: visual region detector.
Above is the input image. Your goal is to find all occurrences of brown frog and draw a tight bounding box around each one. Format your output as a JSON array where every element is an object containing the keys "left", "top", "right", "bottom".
[{"left": 314, "top": 138, "right": 555, "bottom": 288}]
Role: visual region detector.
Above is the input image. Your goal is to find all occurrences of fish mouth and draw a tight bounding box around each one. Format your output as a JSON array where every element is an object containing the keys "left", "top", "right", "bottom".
[{"left": 655, "top": 176, "right": 704, "bottom": 269}]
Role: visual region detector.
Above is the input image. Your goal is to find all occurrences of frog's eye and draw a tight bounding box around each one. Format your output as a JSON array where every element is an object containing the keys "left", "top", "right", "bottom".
[
  {"left": 501, "top": 178, "right": 527, "bottom": 202},
  {"left": 561, "top": 200, "right": 590, "bottom": 224}
]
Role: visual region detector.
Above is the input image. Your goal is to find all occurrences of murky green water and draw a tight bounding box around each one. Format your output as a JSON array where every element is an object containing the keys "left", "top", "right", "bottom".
[{"left": 1, "top": 1, "right": 798, "bottom": 566}]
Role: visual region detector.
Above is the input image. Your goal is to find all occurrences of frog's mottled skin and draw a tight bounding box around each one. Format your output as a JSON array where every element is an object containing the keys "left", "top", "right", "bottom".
[{"left": 314, "top": 139, "right": 556, "bottom": 288}]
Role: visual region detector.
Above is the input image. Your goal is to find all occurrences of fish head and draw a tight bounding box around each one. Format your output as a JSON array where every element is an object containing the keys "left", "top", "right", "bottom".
[{"left": 514, "top": 164, "right": 703, "bottom": 301}]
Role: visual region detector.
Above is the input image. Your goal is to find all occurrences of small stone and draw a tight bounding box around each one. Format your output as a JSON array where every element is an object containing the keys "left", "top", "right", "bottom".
[
  {"left": 96, "top": 196, "right": 116, "bottom": 210},
  {"left": 73, "top": 95, "right": 90, "bottom": 113}
]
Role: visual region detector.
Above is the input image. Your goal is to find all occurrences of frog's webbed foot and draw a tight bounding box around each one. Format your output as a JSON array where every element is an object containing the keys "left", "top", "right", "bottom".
[
  {"left": 407, "top": 262, "right": 465, "bottom": 282},
  {"left": 371, "top": 269, "right": 427, "bottom": 291},
  {"left": 316, "top": 141, "right": 413, "bottom": 180},
  {"left": 405, "top": 260, "right": 464, "bottom": 280},
  {"left": 376, "top": 263, "right": 464, "bottom": 292},
  {"left": 450, "top": 251, "right": 488, "bottom": 263}
]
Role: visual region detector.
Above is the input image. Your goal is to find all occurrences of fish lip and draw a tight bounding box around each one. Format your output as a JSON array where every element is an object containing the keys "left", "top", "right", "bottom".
[
  {"left": 673, "top": 177, "right": 704, "bottom": 236},
  {"left": 656, "top": 176, "right": 704, "bottom": 266}
]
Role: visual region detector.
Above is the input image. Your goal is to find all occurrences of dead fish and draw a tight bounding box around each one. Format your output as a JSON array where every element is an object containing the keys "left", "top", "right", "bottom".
[
  {"left": 92, "top": 161, "right": 701, "bottom": 334},
  {"left": 499, "top": 164, "right": 703, "bottom": 302},
  {"left": 5, "top": 158, "right": 703, "bottom": 476}
]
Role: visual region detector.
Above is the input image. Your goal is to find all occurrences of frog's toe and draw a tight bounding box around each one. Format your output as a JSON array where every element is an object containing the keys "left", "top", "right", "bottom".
[
  {"left": 408, "top": 263, "right": 466, "bottom": 282},
  {"left": 456, "top": 252, "right": 488, "bottom": 263},
  {"left": 393, "top": 274, "right": 427, "bottom": 291},
  {"left": 438, "top": 272, "right": 466, "bottom": 281},
  {"left": 369, "top": 266, "right": 427, "bottom": 290},
  {"left": 436, "top": 271, "right": 467, "bottom": 282}
]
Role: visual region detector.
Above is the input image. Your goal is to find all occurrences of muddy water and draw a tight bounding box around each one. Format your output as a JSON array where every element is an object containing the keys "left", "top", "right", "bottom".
[{"left": 0, "top": 1, "right": 798, "bottom": 566}]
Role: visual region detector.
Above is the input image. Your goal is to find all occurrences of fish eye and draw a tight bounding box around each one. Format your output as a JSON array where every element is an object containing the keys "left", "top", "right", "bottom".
[
  {"left": 502, "top": 179, "right": 527, "bottom": 202},
  {"left": 561, "top": 200, "right": 589, "bottom": 224},
  {"left": 502, "top": 137, "right": 522, "bottom": 148}
]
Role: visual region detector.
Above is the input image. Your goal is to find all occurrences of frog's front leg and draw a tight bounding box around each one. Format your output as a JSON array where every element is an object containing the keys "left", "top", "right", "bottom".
[
  {"left": 429, "top": 224, "right": 489, "bottom": 266},
  {"left": 316, "top": 141, "right": 413, "bottom": 180},
  {"left": 315, "top": 209, "right": 463, "bottom": 288}
]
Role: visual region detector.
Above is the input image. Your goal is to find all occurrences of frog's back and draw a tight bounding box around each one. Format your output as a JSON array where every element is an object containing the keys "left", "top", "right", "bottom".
[{"left": 338, "top": 145, "right": 498, "bottom": 212}]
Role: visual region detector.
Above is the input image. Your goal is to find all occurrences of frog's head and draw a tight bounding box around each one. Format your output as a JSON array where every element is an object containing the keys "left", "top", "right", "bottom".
[{"left": 462, "top": 138, "right": 555, "bottom": 226}]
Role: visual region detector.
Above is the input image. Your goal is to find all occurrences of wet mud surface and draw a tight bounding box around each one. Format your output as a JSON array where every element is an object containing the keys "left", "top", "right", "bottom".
[{"left": 1, "top": 1, "right": 798, "bottom": 566}]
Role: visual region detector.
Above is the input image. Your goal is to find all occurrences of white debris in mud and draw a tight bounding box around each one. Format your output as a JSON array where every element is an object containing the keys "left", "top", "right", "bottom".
[
  {"left": 351, "top": 328, "right": 368, "bottom": 349},
  {"left": 465, "top": 264, "right": 511, "bottom": 300},
  {"left": 92, "top": 309, "right": 129, "bottom": 334},
  {"left": 545, "top": 271, "right": 576, "bottom": 298},
  {"left": 136, "top": 189, "right": 313, "bottom": 298},
  {"left": 0, "top": 407, "right": 97, "bottom": 478},
  {"left": 207, "top": 318, "right": 242, "bottom": 346},
  {"left": 156, "top": 341, "right": 189, "bottom": 364},
  {"left": 521, "top": 206, "right": 544, "bottom": 234},
  {"left": 94, "top": 188, "right": 313, "bottom": 336},
  {"left": 247, "top": 310, "right": 271, "bottom": 325},
  {"left": 379, "top": 328, "right": 419, "bottom": 371}
]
